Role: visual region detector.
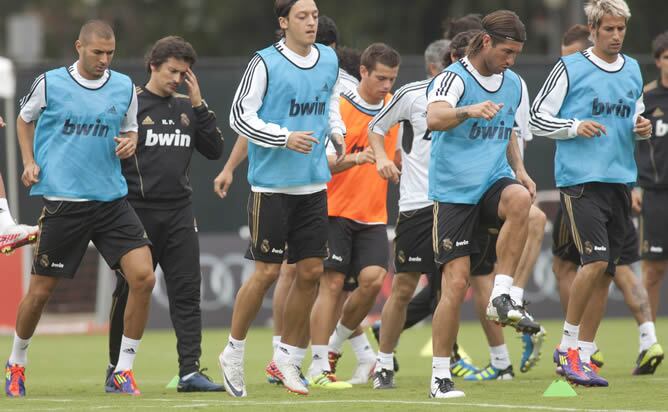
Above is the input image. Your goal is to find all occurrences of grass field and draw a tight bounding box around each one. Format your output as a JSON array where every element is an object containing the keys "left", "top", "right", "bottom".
[{"left": 1, "top": 317, "right": 667, "bottom": 411}]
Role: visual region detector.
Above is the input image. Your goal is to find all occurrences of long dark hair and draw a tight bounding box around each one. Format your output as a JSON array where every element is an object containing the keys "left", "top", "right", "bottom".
[{"left": 467, "top": 10, "right": 526, "bottom": 57}]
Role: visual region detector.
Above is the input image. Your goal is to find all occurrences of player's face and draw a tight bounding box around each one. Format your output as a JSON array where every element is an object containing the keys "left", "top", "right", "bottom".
[
  {"left": 592, "top": 15, "right": 626, "bottom": 56},
  {"left": 281, "top": 0, "right": 319, "bottom": 47},
  {"left": 484, "top": 37, "right": 523, "bottom": 74},
  {"left": 150, "top": 57, "right": 190, "bottom": 96},
  {"left": 561, "top": 40, "right": 588, "bottom": 56},
  {"left": 360, "top": 63, "right": 399, "bottom": 102},
  {"left": 76, "top": 35, "right": 115, "bottom": 79},
  {"left": 656, "top": 50, "right": 668, "bottom": 78}
]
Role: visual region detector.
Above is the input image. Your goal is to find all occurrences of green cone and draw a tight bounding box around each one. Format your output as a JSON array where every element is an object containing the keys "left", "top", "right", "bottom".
[
  {"left": 543, "top": 379, "right": 577, "bottom": 397},
  {"left": 165, "top": 375, "right": 180, "bottom": 389}
]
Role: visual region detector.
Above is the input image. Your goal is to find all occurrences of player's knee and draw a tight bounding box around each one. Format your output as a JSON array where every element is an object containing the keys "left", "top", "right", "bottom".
[
  {"left": 323, "top": 275, "right": 345, "bottom": 294},
  {"left": 360, "top": 273, "right": 385, "bottom": 296},
  {"left": 254, "top": 264, "right": 281, "bottom": 285},
  {"left": 131, "top": 269, "right": 155, "bottom": 293},
  {"left": 503, "top": 187, "right": 531, "bottom": 219},
  {"left": 392, "top": 278, "right": 417, "bottom": 304},
  {"left": 583, "top": 260, "right": 609, "bottom": 275},
  {"left": 26, "top": 285, "right": 53, "bottom": 308}
]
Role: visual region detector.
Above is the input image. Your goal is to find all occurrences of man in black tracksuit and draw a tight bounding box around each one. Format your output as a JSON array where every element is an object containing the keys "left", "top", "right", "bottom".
[{"left": 106, "top": 36, "right": 224, "bottom": 392}]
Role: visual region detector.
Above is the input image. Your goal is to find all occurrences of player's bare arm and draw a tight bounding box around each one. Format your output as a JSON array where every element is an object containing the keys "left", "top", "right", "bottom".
[
  {"left": 214, "top": 135, "right": 248, "bottom": 199},
  {"left": 507, "top": 131, "right": 536, "bottom": 200},
  {"left": 184, "top": 68, "right": 203, "bottom": 108},
  {"left": 114, "top": 131, "right": 138, "bottom": 159},
  {"left": 368, "top": 130, "right": 400, "bottom": 183},
  {"left": 328, "top": 146, "right": 375, "bottom": 174},
  {"left": 634, "top": 115, "right": 652, "bottom": 138},
  {"left": 17, "top": 116, "right": 39, "bottom": 187},
  {"left": 427, "top": 100, "right": 504, "bottom": 131}
]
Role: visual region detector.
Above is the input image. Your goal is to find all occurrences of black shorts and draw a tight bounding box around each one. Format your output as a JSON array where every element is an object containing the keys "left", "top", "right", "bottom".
[
  {"left": 470, "top": 228, "right": 498, "bottom": 276},
  {"left": 245, "top": 190, "right": 328, "bottom": 264},
  {"left": 393, "top": 206, "right": 438, "bottom": 274},
  {"left": 32, "top": 198, "right": 150, "bottom": 278},
  {"left": 640, "top": 189, "right": 668, "bottom": 260},
  {"left": 560, "top": 182, "right": 632, "bottom": 267},
  {"left": 324, "top": 217, "right": 389, "bottom": 288},
  {"left": 433, "top": 177, "right": 520, "bottom": 266},
  {"left": 552, "top": 207, "right": 580, "bottom": 265}
]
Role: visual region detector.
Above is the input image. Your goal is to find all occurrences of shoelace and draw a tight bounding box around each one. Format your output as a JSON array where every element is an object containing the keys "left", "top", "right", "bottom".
[
  {"left": 566, "top": 349, "right": 583, "bottom": 374},
  {"left": 197, "top": 368, "right": 214, "bottom": 382},
  {"left": 8, "top": 365, "right": 25, "bottom": 392},
  {"left": 434, "top": 377, "right": 454, "bottom": 393}
]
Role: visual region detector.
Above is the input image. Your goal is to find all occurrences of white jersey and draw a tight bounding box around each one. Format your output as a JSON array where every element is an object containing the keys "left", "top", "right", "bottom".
[
  {"left": 369, "top": 79, "right": 432, "bottom": 212},
  {"left": 338, "top": 68, "right": 359, "bottom": 95}
]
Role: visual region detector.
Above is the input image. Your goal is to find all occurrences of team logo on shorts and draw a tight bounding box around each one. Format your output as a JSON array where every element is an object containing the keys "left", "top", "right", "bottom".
[
  {"left": 583, "top": 241, "right": 593, "bottom": 255},
  {"left": 180, "top": 113, "right": 190, "bottom": 127},
  {"left": 39, "top": 254, "right": 50, "bottom": 268},
  {"left": 261, "top": 239, "right": 270, "bottom": 254},
  {"left": 397, "top": 250, "right": 406, "bottom": 264},
  {"left": 442, "top": 238, "right": 453, "bottom": 252}
]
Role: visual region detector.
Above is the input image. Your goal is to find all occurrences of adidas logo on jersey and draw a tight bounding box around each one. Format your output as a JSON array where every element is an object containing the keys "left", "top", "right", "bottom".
[
  {"left": 289, "top": 97, "right": 326, "bottom": 117},
  {"left": 468, "top": 121, "right": 512, "bottom": 140},
  {"left": 107, "top": 105, "right": 118, "bottom": 114},
  {"left": 591, "top": 98, "right": 631, "bottom": 118},
  {"left": 62, "top": 118, "right": 110, "bottom": 137},
  {"left": 626, "top": 90, "right": 635, "bottom": 99},
  {"left": 321, "top": 83, "right": 329, "bottom": 92},
  {"left": 145, "top": 129, "right": 191, "bottom": 147}
]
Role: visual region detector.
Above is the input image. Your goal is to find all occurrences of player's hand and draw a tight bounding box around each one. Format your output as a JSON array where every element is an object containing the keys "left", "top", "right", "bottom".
[
  {"left": 21, "top": 162, "right": 40, "bottom": 187},
  {"left": 185, "top": 68, "right": 203, "bottom": 108},
  {"left": 376, "top": 156, "right": 400, "bottom": 184},
  {"left": 0, "top": 116, "right": 5, "bottom": 128},
  {"left": 631, "top": 189, "right": 642, "bottom": 214},
  {"left": 114, "top": 135, "right": 137, "bottom": 159},
  {"left": 287, "top": 131, "right": 319, "bottom": 154},
  {"left": 577, "top": 121, "right": 606, "bottom": 138},
  {"left": 213, "top": 169, "right": 233, "bottom": 199},
  {"left": 468, "top": 101, "right": 504, "bottom": 121},
  {"left": 356, "top": 146, "right": 376, "bottom": 165},
  {"left": 516, "top": 170, "right": 536, "bottom": 202},
  {"left": 331, "top": 133, "right": 346, "bottom": 164},
  {"left": 634, "top": 115, "right": 652, "bottom": 138}
]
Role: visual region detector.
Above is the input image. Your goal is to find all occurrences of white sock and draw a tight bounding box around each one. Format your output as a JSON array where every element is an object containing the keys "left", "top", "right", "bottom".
[
  {"left": 310, "top": 345, "right": 330, "bottom": 373},
  {"left": 293, "top": 346, "right": 306, "bottom": 367},
  {"left": 0, "top": 198, "right": 15, "bottom": 228},
  {"left": 274, "top": 342, "right": 300, "bottom": 365},
  {"left": 376, "top": 351, "right": 394, "bottom": 372},
  {"left": 272, "top": 335, "right": 281, "bottom": 353},
  {"left": 350, "top": 333, "right": 376, "bottom": 363},
  {"left": 509, "top": 286, "right": 524, "bottom": 305},
  {"left": 559, "top": 321, "right": 579, "bottom": 351},
  {"left": 431, "top": 356, "right": 451, "bottom": 380},
  {"left": 223, "top": 335, "right": 246, "bottom": 362},
  {"left": 8, "top": 332, "right": 31, "bottom": 366},
  {"left": 491, "top": 274, "right": 513, "bottom": 299},
  {"left": 115, "top": 335, "right": 140, "bottom": 372},
  {"left": 328, "top": 322, "right": 354, "bottom": 354},
  {"left": 578, "top": 341, "right": 595, "bottom": 364},
  {"left": 639, "top": 322, "right": 658, "bottom": 352},
  {"left": 489, "top": 344, "right": 511, "bottom": 369}
]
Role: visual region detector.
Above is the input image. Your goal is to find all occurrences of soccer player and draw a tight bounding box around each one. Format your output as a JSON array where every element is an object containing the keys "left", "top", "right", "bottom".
[
  {"left": 105, "top": 36, "right": 224, "bottom": 392},
  {"left": 5, "top": 20, "right": 154, "bottom": 397},
  {"left": 426, "top": 10, "right": 536, "bottom": 398},
  {"left": 531, "top": 0, "right": 652, "bottom": 387},
  {"left": 0, "top": 117, "right": 39, "bottom": 254},
  {"left": 639, "top": 31, "right": 668, "bottom": 325},
  {"left": 549, "top": 23, "right": 663, "bottom": 376},
  {"left": 307, "top": 42, "right": 400, "bottom": 387},
  {"left": 220, "top": 0, "right": 346, "bottom": 397}
]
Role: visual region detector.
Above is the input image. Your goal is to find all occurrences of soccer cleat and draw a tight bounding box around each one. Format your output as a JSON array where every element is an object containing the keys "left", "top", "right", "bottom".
[
  {"left": 265, "top": 360, "right": 281, "bottom": 385},
  {"left": 177, "top": 369, "right": 225, "bottom": 392},
  {"left": 486, "top": 294, "right": 522, "bottom": 326},
  {"left": 450, "top": 358, "right": 479, "bottom": 377},
  {"left": 429, "top": 376, "right": 465, "bottom": 398},
  {"left": 512, "top": 301, "right": 542, "bottom": 334},
  {"left": 464, "top": 364, "right": 514, "bottom": 381},
  {"left": 453, "top": 343, "right": 474, "bottom": 366},
  {"left": 520, "top": 327, "right": 546, "bottom": 373},
  {"left": 553, "top": 348, "right": 590, "bottom": 386},
  {"left": 274, "top": 361, "right": 308, "bottom": 395},
  {"left": 633, "top": 343, "right": 664, "bottom": 375},
  {"left": 373, "top": 368, "right": 395, "bottom": 389},
  {"left": 5, "top": 362, "right": 26, "bottom": 398},
  {"left": 104, "top": 365, "right": 115, "bottom": 392},
  {"left": 105, "top": 369, "right": 141, "bottom": 395},
  {"left": 328, "top": 351, "right": 342, "bottom": 374},
  {"left": 0, "top": 224, "right": 39, "bottom": 255},
  {"left": 347, "top": 359, "right": 376, "bottom": 384},
  {"left": 371, "top": 320, "right": 399, "bottom": 372},
  {"left": 219, "top": 352, "right": 247, "bottom": 397},
  {"left": 308, "top": 371, "right": 352, "bottom": 389},
  {"left": 591, "top": 349, "right": 604, "bottom": 368},
  {"left": 582, "top": 362, "right": 608, "bottom": 387}
]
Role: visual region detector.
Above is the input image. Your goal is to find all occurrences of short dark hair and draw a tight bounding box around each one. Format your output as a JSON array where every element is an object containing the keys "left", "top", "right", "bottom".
[
  {"left": 443, "top": 14, "right": 483, "bottom": 40},
  {"left": 652, "top": 31, "right": 668, "bottom": 59},
  {"left": 467, "top": 10, "right": 526, "bottom": 57},
  {"left": 275, "top": 0, "right": 298, "bottom": 18},
  {"left": 449, "top": 30, "right": 481, "bottom": 63},
  {"left": 79, "top": 19, "right": 114, "bottom": 43},
  {"left": 145, "top": 36, "right": 197, "bottom": 74},
  {"left": 336, "top": 46, "right": 362, "bottom": 81},
  {"left": 562, "top": 24, "right": 591, "bottom": 47},
  {"left": 360, "top": 43, "right": 401, "bottom": 73},
  {"left": 316, "top": 15, "right": 338, "bottom": 46}
]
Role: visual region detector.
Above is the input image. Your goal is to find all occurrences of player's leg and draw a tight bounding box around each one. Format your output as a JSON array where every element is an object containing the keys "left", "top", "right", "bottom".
[
  {"left": 265, "top": 261, "right": 296, "bottom": 383},
  {"left": 106, "top": 272, "right": 128, "bottom": 384},
  {"left": 551, "top": 207, "right": 580, "bottom": 315},
  {"left": 643, "top": 260, "right": 668, "bottom": 321},
  {"left": 308, "top": 270, "right": 345, "bottom": 380},
  {"left": 511, "top": 205, "right": 546, "bottom": 303},
  {"left": 575, "top": 270, "right": 611, "bottom": 371},
  {"left": 639, "top": 190, "right": 668, "bottom": 321},
  {"left": 0, "top": 174, "right": 39, "bottom": 254}
]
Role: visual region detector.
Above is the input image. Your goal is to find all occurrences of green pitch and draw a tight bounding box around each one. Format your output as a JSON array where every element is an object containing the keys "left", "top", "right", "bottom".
[{"left": 1, "top": 317, "right": 666, "bottom": 411}]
